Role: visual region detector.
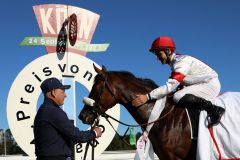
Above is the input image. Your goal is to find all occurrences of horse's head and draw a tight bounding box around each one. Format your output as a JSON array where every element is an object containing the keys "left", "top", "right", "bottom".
[{"left": 79, "top": 64, "right": 118, "bottom": 125}]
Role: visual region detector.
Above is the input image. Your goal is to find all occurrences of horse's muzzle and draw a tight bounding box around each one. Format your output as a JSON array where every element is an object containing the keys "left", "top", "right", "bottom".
[{"left": 79, "top": 107, "right": 98, "bottom": 125}]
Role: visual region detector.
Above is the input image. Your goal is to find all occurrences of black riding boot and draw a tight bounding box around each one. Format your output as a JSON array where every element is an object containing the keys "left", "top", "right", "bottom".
[{"left": 178, "top": 94, "right": 225, "bottom": 127}]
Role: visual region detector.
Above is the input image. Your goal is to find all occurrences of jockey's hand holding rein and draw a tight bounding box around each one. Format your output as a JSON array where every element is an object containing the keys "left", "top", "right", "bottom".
[{"left": 132, "top": 94, "right": 148, "bottom": 107}]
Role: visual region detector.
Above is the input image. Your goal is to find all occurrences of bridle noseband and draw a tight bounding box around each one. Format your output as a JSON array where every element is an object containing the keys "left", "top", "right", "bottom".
[{"left": 91, "top": 73, "right": 117, "bottom": 117}]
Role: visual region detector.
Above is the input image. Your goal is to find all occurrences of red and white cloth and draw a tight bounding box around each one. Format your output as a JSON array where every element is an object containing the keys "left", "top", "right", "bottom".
[{"left": 197, "top": 92, "right": 240, "bottom": 160}]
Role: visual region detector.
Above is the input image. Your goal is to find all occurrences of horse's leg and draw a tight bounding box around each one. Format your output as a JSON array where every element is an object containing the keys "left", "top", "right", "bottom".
[
  {"left": 159, "top": 139, "right": 196, "bottom": 160},
  {"left": 152, "top": 142, "right": 188, "bottom": 160},
  {"left": 149, "top": 135, "right": 168, "bottom": 160},
  {"left": 149, "top": 129, "right": 188, "bottom": 160},
  {"left": 159, "top": 139, "right": 193, "bottom": 160}
]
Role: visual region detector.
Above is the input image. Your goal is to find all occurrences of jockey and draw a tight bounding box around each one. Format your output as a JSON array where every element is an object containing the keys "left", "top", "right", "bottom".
[{"left": 132, "top": 36, "right": 225, "bottom": 127}]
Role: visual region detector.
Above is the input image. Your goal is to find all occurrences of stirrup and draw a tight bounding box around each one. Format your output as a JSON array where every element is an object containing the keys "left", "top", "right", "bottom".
[
  {"left": 206, "top": 115, "right": 219, "bottom": 128},
  {"left": 206, "top": 112, "right": 224, "bottom": 128}
]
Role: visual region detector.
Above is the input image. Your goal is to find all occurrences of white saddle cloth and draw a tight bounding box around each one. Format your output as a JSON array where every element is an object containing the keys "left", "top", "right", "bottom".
[{"left": 197, "top": 92, "right": 240, "bottom": 160}]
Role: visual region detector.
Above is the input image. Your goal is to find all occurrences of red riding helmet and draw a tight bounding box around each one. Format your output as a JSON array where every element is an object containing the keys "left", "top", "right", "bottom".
[{"left": 149, "top": 36, "right": 176, "bottom": 52}]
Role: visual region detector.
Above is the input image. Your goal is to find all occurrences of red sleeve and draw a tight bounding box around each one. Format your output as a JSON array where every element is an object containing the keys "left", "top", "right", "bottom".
[{"left": 170, "top": 72, "right": 185, "bottom": 82}]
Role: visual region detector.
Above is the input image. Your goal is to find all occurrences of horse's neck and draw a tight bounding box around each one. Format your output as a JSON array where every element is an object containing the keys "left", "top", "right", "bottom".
[
  {"left": 117, "top": 89, "right": 153, "bottom": 125},
  {"left": 123, "top": 95, "right": 173, "bottom": 129},
  {"left": 113, "top": 74, "right": 161, "bottom": 127},
  {"left": 122, "top": 96, "right": 174, "bottom": 130},
  {"left": 124, "top": 102, "right": 153, "bottom": 126}
]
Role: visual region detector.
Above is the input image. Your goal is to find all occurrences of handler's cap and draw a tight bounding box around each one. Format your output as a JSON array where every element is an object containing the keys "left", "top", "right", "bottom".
[{"left": 40, "top": 77, "right": 71, "bottom": 94}]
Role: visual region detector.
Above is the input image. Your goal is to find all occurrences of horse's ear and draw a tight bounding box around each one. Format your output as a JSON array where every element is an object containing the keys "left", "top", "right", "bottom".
[
  {"left": 102, "top": 65, "right": 107, "bottom": 72},
  {"left": 93, "top": 63, "right": 108, "bottom": 74},
  {"left": 93, "top": 63, "right": 101, "bottom": 74}
]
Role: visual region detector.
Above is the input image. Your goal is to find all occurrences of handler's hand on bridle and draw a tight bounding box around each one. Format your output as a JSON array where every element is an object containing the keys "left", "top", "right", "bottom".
[
  {"left": 132, "top": 94, "right": 148, "bottom": 107},
  {"left": 93, "top": 127, "right": 102, "bottom": 138}
]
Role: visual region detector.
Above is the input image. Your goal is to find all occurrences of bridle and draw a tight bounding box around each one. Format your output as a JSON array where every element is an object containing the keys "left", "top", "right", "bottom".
[
  {"left": 91, "top": 73, "right": 117, "bottom": 117},
  {"left": 82, "top": 73, "right": 116, "bottom": 160},
  {"left": 83, "top": 72, "right": 175, "bottom": 151},
  {"left": 88, "top": 72, "right": 175, "bottom": 128}
]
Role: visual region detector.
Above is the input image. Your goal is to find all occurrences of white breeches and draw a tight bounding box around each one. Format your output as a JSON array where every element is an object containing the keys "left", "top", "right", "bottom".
[{"left": 173, "top": 78, "right": 221, "bottom": 103}]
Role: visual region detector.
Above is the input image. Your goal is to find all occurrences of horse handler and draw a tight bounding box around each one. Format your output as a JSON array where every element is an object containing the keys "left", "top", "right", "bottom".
[
  {"left": 34, "top": 77, "right": 102, "bottom": 160},
  {"left": 132, "top": 36, "right": 225, "bottom": 127}
]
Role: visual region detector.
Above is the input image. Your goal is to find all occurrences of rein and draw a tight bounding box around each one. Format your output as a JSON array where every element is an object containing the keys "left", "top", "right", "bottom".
[
  {"left": 94, "top": 73, "right": 175, "bottom": 128},
  {"left": 102, "top": 104, "right": 175, "bottom": 128},
  {"left": 88, "top": 73, "right": 175, "bottom": 147},
  {"left": 99, "top": 106, "right": 175, "bottom": 147},
  {"left": 83, "top": 117, "right": 105, "bottom": 160},
  {"left": 83, "top": 118, "right": 99, "bottom": 160}
]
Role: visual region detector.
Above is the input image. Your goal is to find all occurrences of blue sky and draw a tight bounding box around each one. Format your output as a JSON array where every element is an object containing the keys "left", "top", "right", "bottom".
[{"left": 1, "top": 0, "right": 240, "bottom": 135}]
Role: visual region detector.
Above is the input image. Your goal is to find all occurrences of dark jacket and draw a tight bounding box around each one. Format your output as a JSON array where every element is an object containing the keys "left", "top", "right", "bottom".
[{"left": 34, "top": 98, "right": 96, "bottom": 157}]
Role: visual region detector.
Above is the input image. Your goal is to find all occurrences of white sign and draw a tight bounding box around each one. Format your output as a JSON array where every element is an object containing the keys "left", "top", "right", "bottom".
[{"left": 7, "top": 53, "right": 120, "bottom": 159}]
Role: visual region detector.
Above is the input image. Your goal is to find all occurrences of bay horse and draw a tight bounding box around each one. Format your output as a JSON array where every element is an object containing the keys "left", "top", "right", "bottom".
[{"left": 79, "top": 64, "right": 197, "bottom": 160}]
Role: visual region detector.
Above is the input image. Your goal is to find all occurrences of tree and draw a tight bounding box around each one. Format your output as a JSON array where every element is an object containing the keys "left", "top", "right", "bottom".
[{"left": 0, "top": 129, "right": 26, "bottom": 155}]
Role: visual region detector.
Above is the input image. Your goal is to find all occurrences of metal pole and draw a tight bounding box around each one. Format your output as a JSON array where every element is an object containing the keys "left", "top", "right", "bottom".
[
  {"left": 4, "top": 128, "right": 6, "bottom": 156},
  {"left": 62, "top": 75, "right": 76, "bottom": 159}
]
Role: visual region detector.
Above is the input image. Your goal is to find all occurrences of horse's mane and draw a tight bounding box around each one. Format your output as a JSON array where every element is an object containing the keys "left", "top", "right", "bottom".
[
  {"left": 94, "top": 70, "right": 158, "bottom": 88},
  {"left": 108, "top": 71, "right": 158, "bottom": 88}
]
